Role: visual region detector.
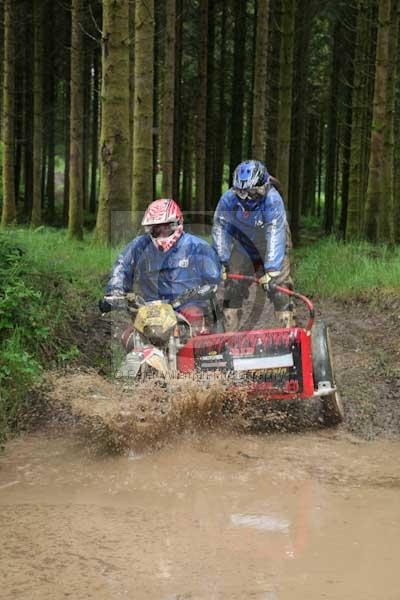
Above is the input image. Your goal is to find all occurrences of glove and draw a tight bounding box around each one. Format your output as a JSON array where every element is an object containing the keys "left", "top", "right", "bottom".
[
  {"left": 259, "top": 271, "right": 280, "bottom": 292},
  {"left": 99, "top": 292, "right": 126, "bottom": 313},
  {"left": 99, "top": 297, "right": 113, "bottom": 313}
]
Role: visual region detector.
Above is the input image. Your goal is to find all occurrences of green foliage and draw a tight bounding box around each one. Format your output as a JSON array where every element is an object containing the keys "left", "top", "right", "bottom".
[
  {"left": 295, "top": 238, "right": 400, "bottom": 299},
  {"left": 0, "top": 228, "right": 113, "bottom": 446}
]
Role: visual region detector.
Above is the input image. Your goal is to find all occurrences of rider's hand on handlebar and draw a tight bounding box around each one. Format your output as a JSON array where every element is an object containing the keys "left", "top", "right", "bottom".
[
  {"left": 259, "top": 271, "right": 280, "bottom": 293},
  {"left": 99, "top": 292, "right": 126, "bottom": 313}
]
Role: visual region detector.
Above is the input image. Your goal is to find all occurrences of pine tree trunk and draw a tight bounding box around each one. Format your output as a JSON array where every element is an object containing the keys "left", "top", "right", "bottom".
[
  {"left": 213, "top": 0, "right": 229, "bottom": 201},
  {"left": 288, "top": 0, "right": 312, "bottom": 242},
  {"left": 129, "top": 0, "right": 135, "bottom": 189},
  {"left": 324, "top": 20, "right": 341, "bottom": 234},
  {"left": 95, "top": 0, "right": 131, "bottom": 244},
  {"left": 46, "top": 0, "right": 56, "bottom": 222},
  {"left": 90, "top": 46, "right": 100, "bottom": 214},
  {"left": 205, "top": 0, "right": 216, "bottom": 206},
  {"left": 265, "top": 0, "right": 281, "bottom": 173},
  {"left": 1, "top": 0, "right": 16, "bottom": 226},
  {"left": 31, "top": 0, "right": 44, "bottom": 227},
  {"left": 229, "top": 0, "right": 246, "bottom": 180},
  {"left": 252, "top": 0, "right": 269, "bottom": 158},
  {"left": 68, "top": 0, "right": 85, "bottom": 239},
  {"left": 82, "top": 49, "right": 91, "bottom": 213},
  {"left": 160, "top": 0, "right": 176, "bottom": 197},
  {"left": 23, "top": 15, "right": 33, "bottom": 219},
  {"left": 365, "top": 0, "right": 393, "bottom": 243},
  {"left": 172, "top": 0, "right": 183, "bottom": 201},
  {"left": 132, "top": 0, "right": 154, "bottom": 223},
  {"left": 195, "top": 0, "right": 208, "bottom": 218},
  {"left": 276, "top": 0, "right": 295, "bottom": 199},
  {"left": 346, "top": 0, "right": 370, "bottom": 240}
]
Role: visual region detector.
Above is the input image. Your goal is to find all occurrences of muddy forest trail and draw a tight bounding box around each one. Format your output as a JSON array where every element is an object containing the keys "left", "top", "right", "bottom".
[{"left": 1, "top": 297, "right": 400, "bottom": 600}]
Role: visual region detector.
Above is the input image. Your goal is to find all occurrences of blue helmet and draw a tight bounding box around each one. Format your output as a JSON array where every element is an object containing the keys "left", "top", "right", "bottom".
[{"left": 232, "top": 160, "right": 269, "bottom": 199}]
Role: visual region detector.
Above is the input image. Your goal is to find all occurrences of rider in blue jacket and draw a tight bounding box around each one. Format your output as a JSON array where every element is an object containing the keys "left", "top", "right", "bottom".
[
  {"left": 101, "top": 198, "right": 221, "bottom": 314},
  {"left": 212, "top": 160, "right": 294, "bottom": 330}
]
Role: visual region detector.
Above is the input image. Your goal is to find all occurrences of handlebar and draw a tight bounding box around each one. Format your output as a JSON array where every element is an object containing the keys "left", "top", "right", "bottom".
[{"left": 227, "top": 273, "right": 315, "bottom": 331}]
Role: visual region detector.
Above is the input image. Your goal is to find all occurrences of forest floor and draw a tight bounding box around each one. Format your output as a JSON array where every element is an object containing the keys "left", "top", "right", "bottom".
[{"left": 36, "top": 291, "right": 400, "bottom": 453}]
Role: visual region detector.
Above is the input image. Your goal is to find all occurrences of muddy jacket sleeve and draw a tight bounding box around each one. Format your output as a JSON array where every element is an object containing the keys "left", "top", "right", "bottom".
[
  {"left": 212, "top": 194, "right": 234, "bottom": 265},
  {"left": 105, "top": 240, "right": 137, "bottom": 294},
  {"left": 264, "top": 188, "right": 287, "bottom": 273}
]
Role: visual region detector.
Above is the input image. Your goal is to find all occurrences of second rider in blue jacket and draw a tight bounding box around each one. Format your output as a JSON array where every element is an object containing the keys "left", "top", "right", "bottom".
[{"left": 212, "top": 160, "right": 295, "bottom": 330}]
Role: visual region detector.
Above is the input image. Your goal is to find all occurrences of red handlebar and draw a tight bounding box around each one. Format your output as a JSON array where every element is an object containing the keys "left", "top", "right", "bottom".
[{"left": 227, "top": 273, "right": 315, "bottom": 331}]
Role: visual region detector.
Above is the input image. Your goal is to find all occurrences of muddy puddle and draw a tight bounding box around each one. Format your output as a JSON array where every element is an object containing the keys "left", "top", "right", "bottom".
[{"left": 1, "top": 429, "right": 400, "bottom": 600}]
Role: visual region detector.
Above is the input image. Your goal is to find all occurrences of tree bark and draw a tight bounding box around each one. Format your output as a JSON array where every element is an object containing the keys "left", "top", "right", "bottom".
[
  {"left": 90, "top": 46, "right": 100, "bottom": 215},
  {"left": 1, "top": 0, "right": 16, "bottom": 226},
  {"left": 195, "top": 0, "right": 208, "bottom": 219},
  {"left": 31, "top": 0, "right": 44, "bottom": 227},
  {"left": 68, "top": 0, "right": 85, "bottom": 240},
  {"left": 45, "top": 0, "right": 56, "bottom": 222},
  {"left": 229, "top": 0, "right": 246, "bottom": 180},
  {"left": 252, "top": 0, "right": 269, "bottom": 159},
  {"left": 161, "top": 0, "right": 176, "bottom": 197},
  {"left": 276, "top": 0, "right": 295, "bottom": 199},
  {"left": 324, "top": 19, "right": 341, "bottom": 234},
  {"left": 132, "top": 0, "right": 154, "bottom": 223},
  {"left": 364, "top": 0, "right": 393, "bottom": 243},
  {"left": 172, "top": 0, "right": 183, "bottom": 201},
  {"left": 213, "top": 0, "right": 229, "bottom": 201},
  {"left": 96, "top": 0, "right": 131, "bottom": 245}
]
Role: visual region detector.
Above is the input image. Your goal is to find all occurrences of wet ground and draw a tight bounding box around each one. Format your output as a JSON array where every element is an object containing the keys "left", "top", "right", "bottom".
[
  {"left": 1, "top": 429, "right": 400, "bottom": 600},
  {"left": 2, "top": 295, "right": 400, "bottom": 598}
]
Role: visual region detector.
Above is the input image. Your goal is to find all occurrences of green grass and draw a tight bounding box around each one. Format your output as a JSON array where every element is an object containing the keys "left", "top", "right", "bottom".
[
  {"left": 294, "top": 237, "right": 400, "bottom": 299},
  {"left": 0, "top": 228, "right": 117, "bottom": 446}
]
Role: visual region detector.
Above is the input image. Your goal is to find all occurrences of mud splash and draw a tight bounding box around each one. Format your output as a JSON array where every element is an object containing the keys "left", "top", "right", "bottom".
[{"left": 46, "top": 371, "right": 230, "bottom": 453}]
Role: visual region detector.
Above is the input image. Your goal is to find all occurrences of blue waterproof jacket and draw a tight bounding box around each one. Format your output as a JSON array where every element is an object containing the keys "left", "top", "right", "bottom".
[
  {"left": 212, "top": 186, "right": 287, "bottom": 272},
  {"left": 106, "top": 232, "right": 221, "bottom": 302}
]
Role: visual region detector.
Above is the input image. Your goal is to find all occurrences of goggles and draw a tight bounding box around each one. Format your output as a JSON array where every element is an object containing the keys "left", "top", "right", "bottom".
[
  {"left": 234, "top": 185, "right": 266, "bottom": 200},
  {"left": 144, "top": 222, "right": 178, "bottom": 239}
]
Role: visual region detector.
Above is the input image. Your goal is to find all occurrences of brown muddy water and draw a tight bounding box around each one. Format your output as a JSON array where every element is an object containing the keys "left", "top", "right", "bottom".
[{"left": 1, "top": 429, "right": 400, "bottom": 600}]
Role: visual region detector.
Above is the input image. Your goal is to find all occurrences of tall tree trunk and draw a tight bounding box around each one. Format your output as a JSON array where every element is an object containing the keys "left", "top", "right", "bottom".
[
  {"left": 1, "top": 0, "right": 16, "bottom": 226},
  {"left": 90, "top": 46, "right": 100, "bottom": 214},
  {"left": 265, "top": 0, "right": 281, "bottom": 173},
  {"left": 96, "top": 0, "right": 131, "bottom": 245},
  {"left": 45, "top": 0, "right": 56, "bottom": 222},
  {"left": 82, "top": 48, "right": 91, "bottom": 212},
  {"left": 195, "top": 0, "right": 208, "bottom": 218},
  {"left": 346, "top": 0, "right": 370, "bottom": 240},
  {"left": 132, "top": 0, "right": 154, "bottom": 222},
  {"left": 252, "top": 0, "right": 269, "bottom": 159},
  {"left": 129, "top": 0, "right": 135, "bottom": 189},
  {"left": 276, "top": 0, "right": 295, "bottom": 199},
  {"left": 324, "top": 20, "right": 341, "bottom": 234},
  {"left": 23, "top": 14, "right": 33, "bottom": 219},
  {"left": 365, "top": 0, "right": 393, "bottom": 244},
  {"left": 229, "top": 0, "right": 246, "bottom": 180},
  {"left": 213, "top": 0, "right": 229, "bottom": 201},
  {"left": 160, "top": 0, "right": 176, "bottom": 197},
  {"left": 172, "top": 0, "right": 183, "bottom": 201},
  {"left": 288, "top": 0, "right": 312, "bottom": 243},
  {"left": 68, "top": 0, "right": 85, "bottom": 239},
  {"left": 31, "top": 0, "right": 44, "bottom": 227},
  {"left": 205, "top": 0, "right": 216, "bottom": 207}
]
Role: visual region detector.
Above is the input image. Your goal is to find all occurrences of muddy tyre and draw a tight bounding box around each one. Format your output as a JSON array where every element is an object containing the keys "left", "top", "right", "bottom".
[
  {"left": 322, "top": 391, "right": 344, "bottom": 427},
  {"left": 311, "top": 321, "right": 344, "bottom": 427}
]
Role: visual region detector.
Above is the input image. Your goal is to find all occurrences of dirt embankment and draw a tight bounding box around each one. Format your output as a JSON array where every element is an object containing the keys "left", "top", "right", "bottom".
[{"left": 37, "top": 295, "right": 400, "bottom": 452}]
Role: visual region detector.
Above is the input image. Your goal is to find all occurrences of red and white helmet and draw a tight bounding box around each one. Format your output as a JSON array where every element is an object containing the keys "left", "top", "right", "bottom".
[{"left": 142, "top": 199, "right": 184, "bottom": 252}]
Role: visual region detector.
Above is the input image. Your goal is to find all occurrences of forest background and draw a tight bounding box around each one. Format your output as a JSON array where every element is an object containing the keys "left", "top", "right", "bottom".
[{"left": 0, "top": 0, "right": 400, "bottom": 443}]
